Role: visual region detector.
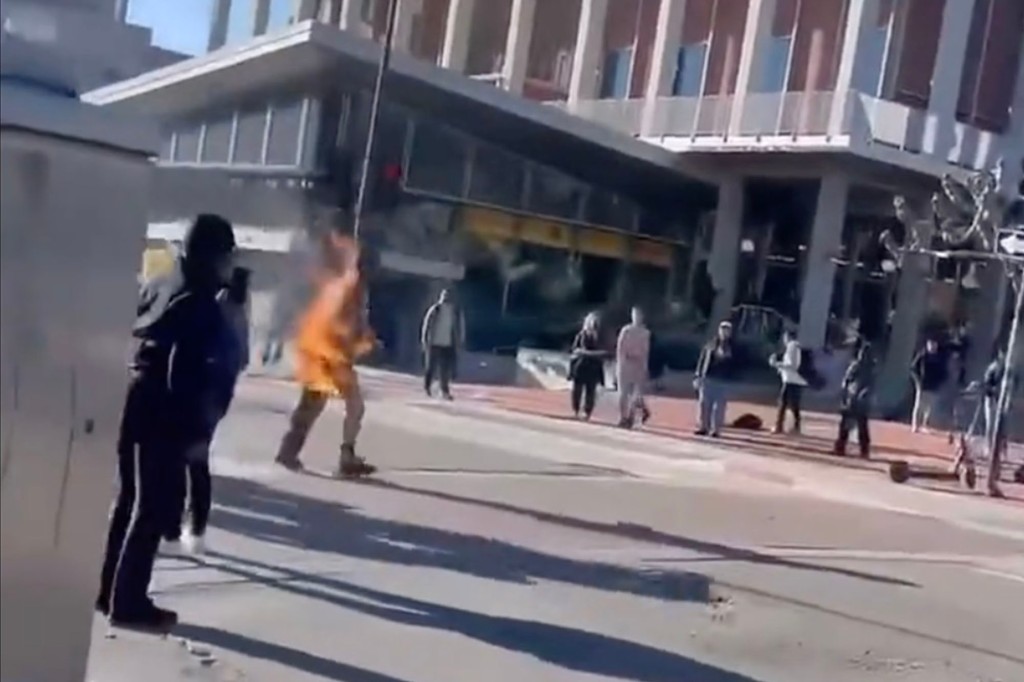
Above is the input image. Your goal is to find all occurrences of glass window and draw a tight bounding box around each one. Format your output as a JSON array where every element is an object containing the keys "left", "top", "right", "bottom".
[
  {"left": 266, "top": 99, "right": 304, "bottom": 165},
  {"left": 406, "top": 121, "right": 469, "bottom": 197},
  {"left": 225, "top": 0, "right": 254, "bottom": 46},
  {"left": 234, "top": 107, "right": 267, "bottom": 164},
  {"left": 755, "top": 35, "right": 791, "bottom": 93},
  {"left": 469, "top": 144, "right": 526, "bottom": 209},
  {"left": 586, "top": 191, "right": 635, "bottom": 230},
  {"left": 599, "top": 47, "right": 634, "bottom": 99},
  {"left": 201, "top": 114, "right": 233, "bottom": 163},
  {"left": 528, "top": 166, "right": 584, "bottom": 220},
  {"left": 852, "top": 26, "right": 889, "bottom": 96},
  {"left": 174, "top": 124, "right": 201, "bottom": 162},
  {"left": 159, "top": 133, "right": 174, "bottom": 161},
  {"left": 672, "top": 43, "right": 706, "bottom": 97},
  {"left": 267, "top": 0, "right": 296, "bottom": 31}
]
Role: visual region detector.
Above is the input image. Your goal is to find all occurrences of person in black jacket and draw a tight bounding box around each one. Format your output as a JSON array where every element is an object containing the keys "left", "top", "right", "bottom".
[
  {"left": 834, "top": 343, "right": 875, "bottom": 458},
  {"left": 96, "top": 214, "right": 236, "bottom": 632},
  {"left": 694, "top": 321, "right": 737, "bottom": 437},
  {"left": 569, "top": 312, "right": 605, "bottom": 420},
  {"left": 911, "top": 338, "right": 949, "bottom": 432}
]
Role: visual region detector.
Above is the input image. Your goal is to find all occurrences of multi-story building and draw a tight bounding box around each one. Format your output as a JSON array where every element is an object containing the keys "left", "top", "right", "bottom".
[
  {"left": 88, "top": 0, "right": 1024, "bottom": 407},
  {"left": 0, "top": 0, "right": 182, "bottom": 90}
]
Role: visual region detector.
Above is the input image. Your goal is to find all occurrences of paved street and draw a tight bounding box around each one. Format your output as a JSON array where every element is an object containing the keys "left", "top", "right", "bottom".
[{"left": 89, "top": 375, "right": 1024, "bottom": 682}]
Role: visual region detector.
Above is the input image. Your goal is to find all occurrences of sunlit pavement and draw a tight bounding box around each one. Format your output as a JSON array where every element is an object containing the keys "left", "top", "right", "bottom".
[{"left": 89, "top": 376, "right": 1024, "bottom": 682}]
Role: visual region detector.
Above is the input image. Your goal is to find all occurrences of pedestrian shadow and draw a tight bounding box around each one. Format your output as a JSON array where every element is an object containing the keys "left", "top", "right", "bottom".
[
  {"left": 174, "top": 623, "right": 415, "bottom": 682},
  {"left": 210, "top": 476, "right": 711, "bottom": 603},
  {"left": 361, "top": 479, "right": 918, "bottom": 588},
  {"left": 187, "top": 551, "right": 764, "bottom": 682}
]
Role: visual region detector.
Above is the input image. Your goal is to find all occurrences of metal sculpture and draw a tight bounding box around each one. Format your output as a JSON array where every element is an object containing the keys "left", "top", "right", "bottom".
[{"left": 881, "top": 168, "right": 1023, "bottom": 497}]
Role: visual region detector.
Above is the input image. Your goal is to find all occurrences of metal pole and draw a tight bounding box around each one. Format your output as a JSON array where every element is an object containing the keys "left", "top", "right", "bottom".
[
  {"left": 988, "top": 265, "right": 1023, "bottom": 496},
  {"left": 351, "top": 0, "right": 400, "bottom": 242}
]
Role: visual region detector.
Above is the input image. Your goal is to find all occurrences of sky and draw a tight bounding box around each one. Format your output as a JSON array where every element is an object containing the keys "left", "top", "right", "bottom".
[{"left": 126, "top": 0, "right": 213, "bottom": 56}]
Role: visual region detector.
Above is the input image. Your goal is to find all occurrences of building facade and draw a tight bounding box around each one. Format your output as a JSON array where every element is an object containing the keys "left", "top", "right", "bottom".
[{"left": 98, "top": 0, "right": 1024, "bottom": 408}]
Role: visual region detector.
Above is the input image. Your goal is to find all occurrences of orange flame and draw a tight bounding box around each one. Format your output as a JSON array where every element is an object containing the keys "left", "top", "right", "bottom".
[{"left": 293, "top": 234, "right": 376, "bottom": 396}]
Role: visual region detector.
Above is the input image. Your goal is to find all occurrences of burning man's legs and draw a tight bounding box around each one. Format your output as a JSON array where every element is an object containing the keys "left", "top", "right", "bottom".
[
  {"left": 336, "top": 375, "right": 374, "bottom": 476},
  {"left": 275, "top": 388, "right": 328, "bottom": 469}
]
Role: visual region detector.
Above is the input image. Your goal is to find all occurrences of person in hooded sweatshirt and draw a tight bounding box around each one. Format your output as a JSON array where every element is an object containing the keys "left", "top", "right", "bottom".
[{"left": 96, "top": 214, "right": 236, "bottom": 632}]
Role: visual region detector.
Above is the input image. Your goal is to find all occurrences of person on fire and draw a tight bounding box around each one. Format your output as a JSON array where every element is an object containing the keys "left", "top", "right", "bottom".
[
  {"left": 96, "top": 214, "right": 237, "bottom": 632},
  {"left": 274, "top": 234, "right": 377, "bottom": 477}
]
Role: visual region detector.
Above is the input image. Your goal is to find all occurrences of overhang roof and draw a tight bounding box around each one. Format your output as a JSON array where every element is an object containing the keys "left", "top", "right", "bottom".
[{"left": 84, "top": 21, "right": 718, "bottom": 204}]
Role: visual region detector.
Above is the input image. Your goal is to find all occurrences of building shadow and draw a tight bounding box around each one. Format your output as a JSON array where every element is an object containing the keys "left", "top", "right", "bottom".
[
  {"left": 358, "top": 479, "right": 917, "bottom": 588},
  {"left": 186, "top": 552, "right": 765, "bottom": 682},
  {"left": 173, "top": 624, "right": 415, "bottom": 682},
  {"left": 211, "top": 476, "right": 711, "bottom": 603}
]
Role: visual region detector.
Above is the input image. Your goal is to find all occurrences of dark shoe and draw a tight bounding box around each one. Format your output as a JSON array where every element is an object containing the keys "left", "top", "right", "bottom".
[
  {"left": 710, "top": 432, "right": 721, "bottom": 438},
  {"left": 95, "top": 595, "right": 109, "bottom": 616},
  {"left": 110, "top": 604, "right": 178, "bottom": 634},
  {"left": 694, "top": 429, "right": 708, "bottom": 436},
  {"left": 618, "top": 418, "right": 633, "bottom": 429},
  {"left": 334, "top": 445, "right": 376, "bottom": 479},
  {"left": 424, "top": 385, "right": 432, "bottom": 397},
  {"left": 442, "top": 392, "right": 454, "bottom": 402},
  {"left": 274, "top": 455, "right": 303, "bottom": 472}
]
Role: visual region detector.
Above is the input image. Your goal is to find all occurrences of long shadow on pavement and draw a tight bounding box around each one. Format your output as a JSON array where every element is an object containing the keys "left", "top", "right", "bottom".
[
  {"left": 212, "top": 476, "right": 711, "bottom": 603},
  {"left": 189, "top": 551, "right": 764, "bottom": 682},
  {"left": 174, "top": 624, "right": 416, "bottom": 682},
  {"left": 361, "top": 479, "right": 917, "bottom": 588}
]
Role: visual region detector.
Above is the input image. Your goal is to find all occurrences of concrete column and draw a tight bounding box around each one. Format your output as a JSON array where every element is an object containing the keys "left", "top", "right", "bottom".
[
  {"left": 798, "top": 174, "right": 848, "bottom": 348},
  {"left": 503, "top": 0, "right": 537, "bottom": 94},
  {"left": 323, "top": 0, "right": 363, "bottom": 29},
  {"left": 568, "top": 0, "right": 610, "bottom": 106},
  {"left": 440, "top": 0, "right": 476, "bottom": 70},
  {"left": 728, "top": 0, "right": 777, "bottom": 135},
  {"left": 923, "top": 0, "right": 975, "bottom": 156},
  {"left": 641, "top": 0, "right": 687, "bottom": 134},
  {"left": 394, "top": 0, "right": 422, "bottom": 53},
  {"left": 252, "top": 0, "right": 271, "bottom": 37},
  {"left": 828, "top": 0, "right": 880, "bottom": 136},
  {"left": 708, "top": 178, "right": 745, "bottom": 326},
  {"left": 207, "top": 0, "right": 232, "bottom": 50},
  {"left": 114, "top": 0, "right": 129, "bottom": 23},
  {"left": 294, "top": 0, "right": 317, "bottom": 22},
  {"left": 877, "top": 215, "right": 935, "bottom": 414}
]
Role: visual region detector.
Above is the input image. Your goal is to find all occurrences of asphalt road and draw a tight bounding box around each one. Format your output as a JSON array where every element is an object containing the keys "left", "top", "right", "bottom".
[{"left": 88, "top": 377, "right": 1024, "bottom": 682}]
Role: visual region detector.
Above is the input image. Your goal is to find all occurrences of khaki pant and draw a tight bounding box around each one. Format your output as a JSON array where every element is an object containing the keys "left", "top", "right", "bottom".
[{"left": 276, "top": 379, "right": 365, "bottom": 464}]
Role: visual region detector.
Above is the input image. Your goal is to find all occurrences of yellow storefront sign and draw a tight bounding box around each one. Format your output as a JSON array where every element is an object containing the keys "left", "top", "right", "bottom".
[
  {"left": 632, "top": 237, "right": 673, "bottom": 268},
  {"left": 577, "top": 228, "right": 626, "bottom": 259}
]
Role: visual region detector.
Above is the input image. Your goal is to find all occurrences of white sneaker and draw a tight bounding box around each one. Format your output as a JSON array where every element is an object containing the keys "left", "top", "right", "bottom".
[{"left": 182, "top": 530, "right": 206, "bottom": 556}]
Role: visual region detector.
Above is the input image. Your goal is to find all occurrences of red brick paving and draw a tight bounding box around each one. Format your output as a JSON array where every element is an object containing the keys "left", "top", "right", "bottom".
[{"left": 471, "top": 385, "right": 1024, "bottom": 504}]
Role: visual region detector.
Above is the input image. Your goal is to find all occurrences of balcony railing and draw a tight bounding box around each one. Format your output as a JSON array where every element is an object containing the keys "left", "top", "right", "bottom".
[{"left": 560, "top": 89, "right": 1005, "bottom": 173}]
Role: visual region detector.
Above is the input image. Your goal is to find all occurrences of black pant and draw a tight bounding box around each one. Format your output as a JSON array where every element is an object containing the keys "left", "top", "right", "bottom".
[
  {"left": 835, "top": 408, "right": 870, "bottom": 457},
  {"left": 775, "top": 383, "right": 803, "bottom": 431},
  {"left": 571, "top": 379, "right": 598, "bottom": 417},
  {"left": 97, "top": 436, "right": 182, "bottom": 617},
  {"left": 165, "top": 457, "right": 212, "bottom": 540},
  {"left": 424, "top": 345, "right": 455, "bottom": 395}
]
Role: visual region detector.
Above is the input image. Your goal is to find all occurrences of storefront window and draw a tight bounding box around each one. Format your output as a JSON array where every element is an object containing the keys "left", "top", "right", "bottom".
[
  {"left": 469, "top": 143, "right": 526, "bottom": 209},
  {"left": 200, "top": 114, "right": 233, "bottom": 163},
  {"left": 266, "top": 99, "right": 304, "bottom": 165},
  {"left": 406, "top": 121, "right": 469, "bottom": 197},
  {"left": 528, "top": 166, "right": 585, "bottom": 220},
  {"left": 233, "top": 107, "right": 267, "bottom": 164},
  {"left": 174, "top": 123, "right": 201, "bottom": 163}
]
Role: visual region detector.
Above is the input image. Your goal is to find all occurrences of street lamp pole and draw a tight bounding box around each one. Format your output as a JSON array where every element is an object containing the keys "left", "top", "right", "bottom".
[{"left": 351, "top": 0, "right": 399, "bottom": 242}]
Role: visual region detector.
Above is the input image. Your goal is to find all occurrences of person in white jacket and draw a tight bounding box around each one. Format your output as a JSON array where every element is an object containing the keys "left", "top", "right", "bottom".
[
  {"left": 616, "top": 307, "right": 651, "bottom": 428},
  {"left": 770, "top": 329, "right": 807, "bottom": 434}
]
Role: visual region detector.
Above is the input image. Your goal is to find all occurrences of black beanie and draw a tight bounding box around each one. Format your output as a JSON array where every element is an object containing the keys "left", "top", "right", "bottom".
[{"left": 184, "top": 214, "right": 235, "bottom": 263}]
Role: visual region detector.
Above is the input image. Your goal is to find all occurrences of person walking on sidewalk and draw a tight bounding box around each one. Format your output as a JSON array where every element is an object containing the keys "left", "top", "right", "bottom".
[
  {"left": 694, "top": 320, "right": 737, "bottom": 437},
  {"left": 421, "top": 288, "right": 464, "bottom": 400},
  {"left": 96, "top": 214, "right": 237, "bottom": 632},
  {"left": 163, "top": 266, "right": 251, "bottom": 556},
  {"left": 770, "top": 328, "right": 807, "bottom": 434},
  {"left": 911, "top": 338, "right": 949, "bottom": 432},
  {"left": 616, "top": 306, "right": 651, "bottom": 428},
  {"left": 570, "top": 311, "right": 605, "bottom": 420},
  {"left": 834, "top": 342, "right": 875, "bottom": 458},
  {"left": 274, "top": 235, "right": 377, "bottom": 477}
]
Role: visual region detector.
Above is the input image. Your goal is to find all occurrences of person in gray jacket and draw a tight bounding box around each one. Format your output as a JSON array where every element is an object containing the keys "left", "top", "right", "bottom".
[{"left": 421, "top": 288, "right": 465, "bottom": 399}]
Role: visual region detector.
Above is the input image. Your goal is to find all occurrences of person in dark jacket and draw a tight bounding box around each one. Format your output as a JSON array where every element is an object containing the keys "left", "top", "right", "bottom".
[
  {"left": 569, "top": 312, "right": 605, "bottom": 420},
  {"left": 96, "top": 214, "right": 236, "bottom": 632},
  {"left": 163, "top": 266, "right": 250, "bottom": 556},
  {"left": 694, "top": 320, "right": 736, "bottom": 437},
  {"left": 834, "top": 343, "right": 875, "bottom": 458},
  {"left": 911, "top": 338, "right": 949, "bottom": 432}
]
